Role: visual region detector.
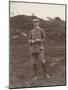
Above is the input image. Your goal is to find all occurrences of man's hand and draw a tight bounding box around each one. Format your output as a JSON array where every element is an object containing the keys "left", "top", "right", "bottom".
[
  {"left": 29, "top": 39, "right": 41, "bottom": 44},
  {"left": 32, "top": 39, "right": 41, "bottom": 43},
  {"left": 35, "top": 39, "right": 41, "bottom": 42},
  {"left": 29, "top": 40, "right": 35, "bottom": 44},
  {"left": 31, "top": 40, "right": 36, "bottom": 43}
]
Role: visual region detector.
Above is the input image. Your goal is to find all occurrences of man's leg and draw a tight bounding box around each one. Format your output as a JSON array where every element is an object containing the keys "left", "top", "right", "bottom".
[
  {"left": 31, "top": 53, "right": 38, "bottom": 79},
  {"left": 40, "top": 51, "right": 47, "bottom": 78},
  {"left": 40, "top": 51, "right": 50, "bottom": 78}
]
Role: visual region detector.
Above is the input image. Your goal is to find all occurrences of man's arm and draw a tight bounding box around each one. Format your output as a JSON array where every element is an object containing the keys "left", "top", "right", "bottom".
[
  {"left": 28, "top": 31, "right": 35, "bottom": 45},
  {"left": 41, "top": 29, "right": 46, "bottom": 42},
  {"left": 28, "top": 31, "right": 32, "bottom": 44}
]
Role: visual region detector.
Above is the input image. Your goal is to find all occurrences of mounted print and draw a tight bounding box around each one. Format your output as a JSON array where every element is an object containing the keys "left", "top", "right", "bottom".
[{"left": 9, "top": 1, "right": 66, "bottom": 89}]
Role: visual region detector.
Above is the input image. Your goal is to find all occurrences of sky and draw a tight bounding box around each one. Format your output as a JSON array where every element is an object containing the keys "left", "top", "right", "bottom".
[{"left": 10, "top": 2, "right": 65, "bottom": 20}]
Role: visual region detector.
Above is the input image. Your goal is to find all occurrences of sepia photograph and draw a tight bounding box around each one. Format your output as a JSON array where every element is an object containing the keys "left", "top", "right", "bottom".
[{"left": 9, "top": 1, "right": 66, "bottom": 89}]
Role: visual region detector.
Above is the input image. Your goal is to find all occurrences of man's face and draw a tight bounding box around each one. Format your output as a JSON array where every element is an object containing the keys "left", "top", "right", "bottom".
[{"left": 33, "top": 22, "right": 40, "bottom": 27}]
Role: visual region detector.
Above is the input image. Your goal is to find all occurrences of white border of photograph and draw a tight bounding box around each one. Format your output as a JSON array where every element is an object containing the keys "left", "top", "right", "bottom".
[{"left": 0, "top": 0, "right": 67, "bottom": 90}]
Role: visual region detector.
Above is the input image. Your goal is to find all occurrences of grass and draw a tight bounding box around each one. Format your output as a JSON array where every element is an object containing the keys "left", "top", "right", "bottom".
[{"left": 9, "top": 40, "right": 65, "bottom": 88}]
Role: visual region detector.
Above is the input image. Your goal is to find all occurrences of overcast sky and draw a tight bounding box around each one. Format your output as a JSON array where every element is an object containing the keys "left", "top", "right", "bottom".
[{"left": 10, "top": 2, "right": 65, "bottom": 20}]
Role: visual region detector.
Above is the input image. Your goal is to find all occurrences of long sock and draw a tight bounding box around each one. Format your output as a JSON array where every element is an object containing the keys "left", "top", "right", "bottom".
[
  {"left": 33, "top": 64, "right": 38, "bottom": 77},
  {"left": 41, "top": 63, "right": 46, "bottom": 77}
]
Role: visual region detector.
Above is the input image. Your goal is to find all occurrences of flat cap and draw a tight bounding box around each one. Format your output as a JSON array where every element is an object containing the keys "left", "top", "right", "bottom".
[{"left": 32, "top": 19, "right": 40, "bottom": 23}]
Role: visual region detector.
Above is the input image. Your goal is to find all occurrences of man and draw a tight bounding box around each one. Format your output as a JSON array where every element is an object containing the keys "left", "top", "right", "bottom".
[{"left": 29, "top": 18, "right": 49, "bottom": 80}]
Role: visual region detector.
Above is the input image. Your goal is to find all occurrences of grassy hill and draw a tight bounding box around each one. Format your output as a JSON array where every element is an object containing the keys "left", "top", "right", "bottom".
[{"left": 10, "top": 15, "right": 65, "bottom": 44}]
